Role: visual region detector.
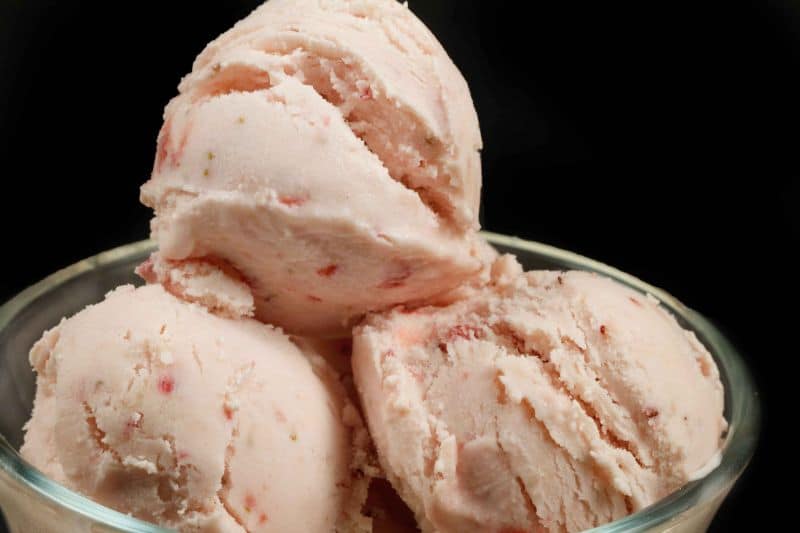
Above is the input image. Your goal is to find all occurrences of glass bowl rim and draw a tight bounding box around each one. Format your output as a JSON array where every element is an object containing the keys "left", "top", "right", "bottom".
[{"left": 0, "top": 234, "right": 760, "bottom": 532}]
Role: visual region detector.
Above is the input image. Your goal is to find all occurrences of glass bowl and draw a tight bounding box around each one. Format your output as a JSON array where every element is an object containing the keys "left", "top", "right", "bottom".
[{"left": 0, "top": 234, "right": 759, "bottom": 533}]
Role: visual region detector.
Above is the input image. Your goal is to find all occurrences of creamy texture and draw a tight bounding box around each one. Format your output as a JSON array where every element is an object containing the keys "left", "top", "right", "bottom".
[
  {"left": 141, "top": 0, "right": 483, "bottom": 337},
  {"left": 22, "top": 284, "right": 372, "bottom": 532},
  {"left": 352, "top": 262, "right": 727, "bottom": 532}
]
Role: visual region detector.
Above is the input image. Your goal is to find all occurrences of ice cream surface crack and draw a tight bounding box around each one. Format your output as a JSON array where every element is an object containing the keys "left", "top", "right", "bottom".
[
  {"left": 218, "top": 419, "right": 246, "bottom": 531},
  {"left": 490, "top": 318, "right": 649, "bottom": 472},
  {"left": 216, "top": 365, "right": 250, "bottom": 533},
  {"left": 81, "top": 402, "right": 122, "bottom": 465},
  {"left": 494, "top": 424, "right": 546, "bottom": 532}
]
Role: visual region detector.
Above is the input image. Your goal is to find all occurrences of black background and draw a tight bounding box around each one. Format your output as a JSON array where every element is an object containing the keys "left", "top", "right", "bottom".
[{"left": 1, "top": 0, "right": 797, "bottom": 531}]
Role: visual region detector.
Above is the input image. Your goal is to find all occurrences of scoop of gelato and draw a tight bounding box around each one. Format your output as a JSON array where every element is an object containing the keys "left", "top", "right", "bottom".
[
  {"left": 353, "top": 262, "right": 726, "bottom": 532},
  {"left": 141, "top": 0, "right": 484, "bottom": 337},
  {"left": 22, "top": 284, "right": 373, "bottom": 532}
]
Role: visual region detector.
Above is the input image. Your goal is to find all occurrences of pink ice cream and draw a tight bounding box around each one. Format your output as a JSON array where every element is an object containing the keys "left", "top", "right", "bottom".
[
  {"left": 352, "top": 258, "right": 727, "bottom": 532},
  {"left": 141, "top": 0, "right": 484, "bottom": 337},
  {"left": 22, "top": 284, "right": 375, "bottom": 532},
  {"left": 16, "top": 0, "right": 731, "bottom": 530}
]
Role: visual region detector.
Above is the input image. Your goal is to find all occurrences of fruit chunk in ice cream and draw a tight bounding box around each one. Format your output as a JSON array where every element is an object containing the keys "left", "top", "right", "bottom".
[
  {"left": 21, "top": 284, "right": 373, "bottom": 532},
  {"left": 141, "top": 0, "right": 484, "bottom": 337},
  {"left": 352, "top": 259, "right": 727, "bottom": 532}
]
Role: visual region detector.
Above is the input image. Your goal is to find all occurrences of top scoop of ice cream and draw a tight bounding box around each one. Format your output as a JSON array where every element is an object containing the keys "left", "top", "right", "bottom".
[
  {"left": 352, "top": 262, "right": 727, "bottom": 532},
  {"left": 141, "top": 0, "right": 483, "bottom": 337},
  {"left": 22, "top": 284, "right": 374, "bottom": 532}
]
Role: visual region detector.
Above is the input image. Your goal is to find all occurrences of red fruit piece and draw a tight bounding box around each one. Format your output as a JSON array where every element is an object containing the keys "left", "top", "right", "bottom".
[
  {"left": 157, "top": 375, "right": 174, "bottom": 395},
  {"left": 244, "top": 493, "right": 257, "bottom": 513},
  {"left": 316, "top": 264, "right": 338, "bottom": 277},
  {"left": 155, "top": 115, "right": 191, "bottom": 172},
  {"left": 445, "top": 324, "right": 484, "bottom": 341},
  {"left": 278, "top": 194, "right": 307, "bottom": 207}
]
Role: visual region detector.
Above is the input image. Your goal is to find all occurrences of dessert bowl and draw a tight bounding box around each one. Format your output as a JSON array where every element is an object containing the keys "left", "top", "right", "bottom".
[{"left": 0, "top": 233, "right": 759, "bottom": 532}]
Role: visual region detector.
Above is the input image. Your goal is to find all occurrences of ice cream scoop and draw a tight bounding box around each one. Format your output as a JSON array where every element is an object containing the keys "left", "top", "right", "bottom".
[
  {"left": 141, "top": 0, "right": 484, "bottom": 337},
  {"left": 22, "top": 284, "right": 374, "bottom": 532},
  {"left": 352, "top": 260, "right": 727, "bottom": 532}
]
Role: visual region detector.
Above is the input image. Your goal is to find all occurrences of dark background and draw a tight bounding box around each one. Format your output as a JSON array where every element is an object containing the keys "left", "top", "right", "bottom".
[{"left": 1, "top": 0, "right": 797, "bottom": 530}]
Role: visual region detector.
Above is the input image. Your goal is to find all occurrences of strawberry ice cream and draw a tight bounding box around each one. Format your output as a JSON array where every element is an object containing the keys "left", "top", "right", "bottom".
[
  {"left": 141, "top": 0, "right": 484, "bottom": 337},
  {"left": 352, "top": 259, "right": 727, "bottom": 532},
  {"left": 22, "top": 284, "right": 375, "bottom": 532},
  {"left": 13, "top": 0, "right": 734, "bottom": 531}
]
